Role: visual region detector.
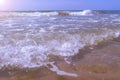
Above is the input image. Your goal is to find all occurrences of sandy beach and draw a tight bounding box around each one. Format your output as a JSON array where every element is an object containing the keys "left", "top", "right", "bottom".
[{"left": 0, "top": 37, "right": 120, "bottom": 80}]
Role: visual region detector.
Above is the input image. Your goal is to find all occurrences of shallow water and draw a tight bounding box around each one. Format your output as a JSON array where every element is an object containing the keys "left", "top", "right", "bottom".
[{"left": 0, "top": 10, "right": 120, "bottom": 69}]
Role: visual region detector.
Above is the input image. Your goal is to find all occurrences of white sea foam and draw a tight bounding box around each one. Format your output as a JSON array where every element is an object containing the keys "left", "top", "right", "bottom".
[
  {"left": 0, "top": 10, "right": 94, "bottom": 17},
  {"left": 0, "top": 28, "right": 120, "bottom": 69},
  {"left": 69, "top": 10, "right": 93, "bottom": 16},
  {"left": 0, "top": 12, "right": 58, "bottom": 17},
  {"left": 64, "top": 58, "right": 71, "bottom": 64},
  {"left": 49, "top": 62, "right": 78, "bottom": 77},
  {"left": 0, "top": 11, "right": 120, "bottom": 69},
  {"left": 0, "top": 34, "right": 4, "bottom": 40}
]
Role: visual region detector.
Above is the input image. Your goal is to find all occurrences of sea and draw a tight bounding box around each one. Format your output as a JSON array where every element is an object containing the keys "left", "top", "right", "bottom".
[{"left": 0, "top": 10, "right": 120, "bottom": 70}]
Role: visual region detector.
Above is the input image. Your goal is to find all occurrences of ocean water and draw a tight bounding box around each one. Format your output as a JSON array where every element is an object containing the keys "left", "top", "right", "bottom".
[{"left": 0, "top": 10, "right": 120, "bottom": 69}]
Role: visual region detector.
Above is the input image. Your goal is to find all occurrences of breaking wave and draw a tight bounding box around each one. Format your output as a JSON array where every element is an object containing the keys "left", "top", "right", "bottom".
[
  {"left": 0, "top": 10, "right": 120, "bottom": 69},
  {"left": 69, "top": 10, "right": 93, "bottom": 16},
  {"left": 0, "top": 10, "right": 95, "bottom": 17},
  {"left": 0, "top": 27, "right": 120, "bottom": 69}
]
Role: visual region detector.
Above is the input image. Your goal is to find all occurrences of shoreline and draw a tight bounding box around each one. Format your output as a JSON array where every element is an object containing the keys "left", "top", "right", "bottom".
[{"left": 0, "top": 37, "right": 120, "bottom": 80}]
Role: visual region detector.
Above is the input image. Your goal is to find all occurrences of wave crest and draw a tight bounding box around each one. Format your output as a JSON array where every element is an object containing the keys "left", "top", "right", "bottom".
[
  {"left": 69, "top": 10, "right": 93, "bottom": 16},
  {"left": 0, "top": 10, "right": 95, "bottom": 17}
]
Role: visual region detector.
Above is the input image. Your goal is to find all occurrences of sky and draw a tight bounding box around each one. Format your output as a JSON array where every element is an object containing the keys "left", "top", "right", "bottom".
[{"left": 0, "top": 0, "right": 120, "bottom": 11}]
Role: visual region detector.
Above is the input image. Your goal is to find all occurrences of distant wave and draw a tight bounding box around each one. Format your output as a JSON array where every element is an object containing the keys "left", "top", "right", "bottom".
[
  {"left": 0, "top": 12, "right": 58, "bottom": 17},
  {"left": 0, "top": 10, "right": 95, "bottom": 17},
  {"left": 69, "top": 10, "right": 93, "bottom": 16}
]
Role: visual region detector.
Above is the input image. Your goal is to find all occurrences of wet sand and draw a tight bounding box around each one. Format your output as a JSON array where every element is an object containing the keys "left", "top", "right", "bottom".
[{"left": 0, "top": 38, "right": 120, "bottom": 80}]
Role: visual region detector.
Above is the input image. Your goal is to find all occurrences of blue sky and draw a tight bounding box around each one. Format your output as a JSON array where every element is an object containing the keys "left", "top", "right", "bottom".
[{"left": 0, "top": 0, "right": 120, "bottom": 11}]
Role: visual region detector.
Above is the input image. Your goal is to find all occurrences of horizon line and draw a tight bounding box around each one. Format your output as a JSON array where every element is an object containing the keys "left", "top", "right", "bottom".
[{"left": 0, "top": 9, "right": 120, "bottom": 12}]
